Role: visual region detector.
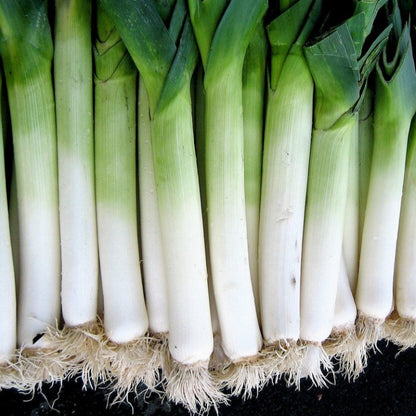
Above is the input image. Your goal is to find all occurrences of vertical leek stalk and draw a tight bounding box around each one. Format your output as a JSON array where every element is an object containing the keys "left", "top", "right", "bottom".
[
  {"left": 53, "top": 0, "right": 100, "bottom": 369},
  {"left": 343, "top": 120, "right": 360, "bottom": 289},
  {"left": 358, "top": 87, "right": 374, "bottom": 254},
  {"left": 0, "top": 73, "right": 16, "bottom": 365},
  {"left": 188, "top": 0, "right": 266, "bottom": 397},
  {"left": 138, "top": 76, "right": 169, "bottom": 337},
  {"left": 300, "top": 0, "right": 389, "bottom": 385},
  {"left": 99, "top": 1, "right": 222, "bottom": 412},
  {"left": 8, "top": 168, "right": 19, "bottom": 293},
  {"left": 258, "top": 0, "right": 320, "bottom": 384},
  {"left": 94, "top": 7, "right": 150, "bottom": 396},
  {"left": 325, "top": 120, "right": 363, "bottom": 380},
  {"left": 194, "top": 64, "right": 224, "bottom": 373},
  {"left": 0, "top": 0, "right": 67, "bottom": 391},
  {"left": 387, "top": 117, "right": 416, "bottom": 348},
  {"left": 243, "top": 24, "right": 267, "bottom": 320},
  {"left": 0, "top": 0, "right": 62, "bottom": 383},
  {"left": 356, "top": 11, "right": 416, "bottom": 345},
  {"left": 136, "top": 0, "right": 173, "bottom": 345}
]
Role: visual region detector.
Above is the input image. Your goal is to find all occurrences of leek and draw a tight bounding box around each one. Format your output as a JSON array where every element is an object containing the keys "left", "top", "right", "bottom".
[
  {"left": 93, "top": 7, "right": 152, "bottom": 398},
  {"left": 243, "top": 23, "right": 267, "bottom": 319},
  {"left": 355, "top": 5, "right": 416, "bottom": 345},
  {"left": 54, "top": 0, "right": 98, "bottom": 330},
  {"left": 358, "top": 87, "right": 375, "bottom": 250},
  {"left": 94, "top": 5, "right": 148, "bottom": 344},
  {"left": 0, "top": 0, "right": 61, "bottom": 350},
  {"left": 0, "top": 72, "right": 16, "bottom": 364},
  {"left": 99, "top": 0, "right": 221, "bottom": 412},
  {"left": 138, "top": 77, "right": 169, "bottom": 337},
  {"left": 388, "top": 116, "right": 416, "bottom": 348},
  {"left": 188, "top": 2, "right": 266, "bottom": 393},
  {"left": 300, "top": 0, "right": 389, "bottom": 384},
  {"left": 343, "top": 119, "right": 360, "bottom": 289},
  {"left": 258, "top": 0, "right": 321, "bottom": 383}
]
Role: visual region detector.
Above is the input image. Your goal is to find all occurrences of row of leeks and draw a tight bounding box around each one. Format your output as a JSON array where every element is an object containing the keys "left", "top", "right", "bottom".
[{"left": 0, "top": 0, "right": 416, "bottom": 413}]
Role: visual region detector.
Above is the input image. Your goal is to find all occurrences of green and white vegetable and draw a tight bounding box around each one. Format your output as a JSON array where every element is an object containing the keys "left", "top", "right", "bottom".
[
  {"left": 94, "top": 5, "right": 148, "bottom": 343},
  {"left": 0, "top": 0, "right": 61, "bottom": 349},
  {"left": 99, "top": 0, "right": 221, "bottom": 411},
  {"left": 243, "top": 23, "right": 267, "bottom": 318},
  {"left": 259, "top": 0, "right": 320, "bottom": 367},
  {"left": 300, "top": 0, "right": 389, "bottom": 384},
  {"left": 0, "top": 73, "right": 16, "bottom": 363},
  {"left": 0, "top": 0, "right": 415, "bottom": 412},
  {"left": 388, "top": 116, "right": 416, "bottom": 347},
  {"left": 356, "top": 8, "right": 416, "bottom": 344},
  {"left": 138, "top": 76, "right": 169, "bottom": 337},
  {"left": 54, "top": 0, "right": 98, "bottom": 329},
  {"left": 188, "top": 0, "right": 265, "bottom": 366}
]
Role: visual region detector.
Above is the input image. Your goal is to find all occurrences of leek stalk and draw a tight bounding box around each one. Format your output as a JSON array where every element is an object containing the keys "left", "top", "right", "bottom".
[
  {"left": 0, "top": 0, "right": 61, "bottom": 349},
  {"left": 356, "top": 11, "right": 416, "bottom": 343},
  {"left": 99, "top": 1, "right": 221, "bottom": 411},
  {"left": 0, "top": 73, "right": 16, "bottom": 363},
  {"left": 54, "top": 0, "right": 98, "bottom": 329}
]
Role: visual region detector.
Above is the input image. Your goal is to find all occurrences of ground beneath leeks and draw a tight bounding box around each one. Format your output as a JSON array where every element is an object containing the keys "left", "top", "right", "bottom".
[{"left": 0, "top": 340, "right": 415, "bottom": 416}]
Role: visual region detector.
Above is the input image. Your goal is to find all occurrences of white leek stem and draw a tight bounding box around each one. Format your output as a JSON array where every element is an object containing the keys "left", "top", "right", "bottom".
[
  {"left": 355, "top": 27, "right": 416, "bottom": 325},
  {"left": 300, "top": 116, "right": 356, "bottom": 343},
  {"left": 138, "top": 77, "right": 168, "bottom": 335},
  {"left": 259, "top": 54, "right": 313, "bottom": 343},
  {"left": 9, "top": 166, "right": 19, "bottom": 290},
  {"left": 0, "top": 81, "right": 16, "bottom": 361},
  {"left": 95, "top": 69, "right": 148, "bottom": 344},
  {"left": 0, "top": 0, "right": 61, "bottom": 348},
  {"left": 394, "top": 119, "right": 416, "bottom": 321},
  {"left": 54, "top": 0, "right": 98, "bottom": 327},
  {"left": 206, "top": 63, "right": 262, "bottom": 361},
  {"left": 333, "top": 256, "right": 357, "bottom": 331},
  {"left": 151, "top": 82, "right": 213, "bottom": 365},
  {"left": 356, "top": 109, "right": 412, "bottom": 322},
  {"left": 8, "top": 77, "right": 60, "bottom": 348},
  {"left": 343, "top": 119, "right": 360, "bottom": 290}
]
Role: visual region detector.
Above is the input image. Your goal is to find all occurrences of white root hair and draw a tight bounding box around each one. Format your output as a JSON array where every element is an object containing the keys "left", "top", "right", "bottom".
[
  {"left": 261, "top": 339, "right": 304, "bottom": 388},
  {"left": 106, "top": 333, "right": 169, "bottom": 405},
  {"left": 384, "top": 312, "right": 416, "bottom": 351},
  {"left": 164, "top": 358, "right": 227, "bottom": 415},
  {"left": 296, "top": 342, "right": 334, "bottom": 389},
  {"left": 324, "top": 325, "right": 368, "bottom": 381}
]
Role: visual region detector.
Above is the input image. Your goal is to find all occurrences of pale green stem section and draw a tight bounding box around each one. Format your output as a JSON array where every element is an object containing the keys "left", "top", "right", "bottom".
[
  {"left": 9, "top": 165, "right": 19, "bottom": 291},
  {"left": 0, "top": 76, "right": 16, "bottom": 360},
  {"left": 205, "top": 62, "right": 262, "bottom": 361},
  {"left": 300, "top": 115, "right": 356, "bottom": 343},
  {"left": 194, "top": 65, "right": 220, "bottom": 338},
  {"left": 343, "top": 118, "right": 360, "bottom": 291},
  {"left": 395, "top": 119, "right": 416, "bottom": 319},
  {"left": 195, "top": 65, "right": 207, "bottom": 227},
  {"left": 95, "top": 72, "right": 149, "bottom": 343},
  {"left": 2, "top": 61, "right": 60, "bottom": 347},
  {"left": 356, "top": 103, "right": 413, "bottom": 321},
  {"left": 242, "top": 27, "right": 266, "bottom": 320},
  {"left": 259, "top": 54, "right": 313, "bottom": 343},
  {"left": 54, "top": 0, "right": 98, "bottom": 327},
  {"left": 138, "top": 77, "right": 168, "bottom": 334},
  {"left": 358, "top": 88, "right": 374, "bottom": 249},
  {"left": 152, "top": 82, "right": 213, "bottom": 364}
]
